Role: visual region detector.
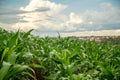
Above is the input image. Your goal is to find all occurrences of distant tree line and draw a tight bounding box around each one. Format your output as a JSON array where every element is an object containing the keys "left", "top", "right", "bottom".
[{"left": 101, "top": 36, "right": 120, "bottom": 45}]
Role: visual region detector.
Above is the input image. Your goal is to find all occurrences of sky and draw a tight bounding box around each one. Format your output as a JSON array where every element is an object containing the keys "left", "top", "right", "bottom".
[{"left": 0, "top": 0, "right": 120, "bottom": 37}]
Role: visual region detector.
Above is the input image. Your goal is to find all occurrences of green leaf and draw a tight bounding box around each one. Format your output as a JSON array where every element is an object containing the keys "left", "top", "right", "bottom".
[
  {"left": 6, "top": 64, "right": 34, "bottom": 79},
  {"left": 7, "top": 30, "right": 19, "bottom": 48},
  {"left": 1, "top": 47, "right": 9, "bottom": 62},
  {"left": 0, "top": 61, "right": 11, "bottom": 80},
  {"left": 8, "top": 52, "right": 20, "bottom": 64},
  {"left": 23, "top": 29, "right": 33, "bottom": 38}
]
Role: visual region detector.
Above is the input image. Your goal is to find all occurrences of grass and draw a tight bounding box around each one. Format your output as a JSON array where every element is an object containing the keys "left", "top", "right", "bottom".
[{"left": 0, "top": 28, "right": 120, "bottom": 80}]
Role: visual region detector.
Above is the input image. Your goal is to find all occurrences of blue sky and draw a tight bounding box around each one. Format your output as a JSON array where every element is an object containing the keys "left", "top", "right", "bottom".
[{"left": 0, "top": 0, "right": 120, "bottom": 36}]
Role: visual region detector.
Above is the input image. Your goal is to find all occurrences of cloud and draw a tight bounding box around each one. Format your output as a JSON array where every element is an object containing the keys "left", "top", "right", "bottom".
[
  {"left": 0, "top": 1, "right": 120, "bottom": 37},
  {"left": 67, "top": 2, "right": 120, "bottom": 31},
  {"left": 12, "top": 1, "right": 120, "bottom": 32},
  {"left": 0, "top": 21, "right": 120, "bottom": 37},
  {"left": 60, "top": 12, "right": 84, "bottom": 31},
  {"left": 60, "top": 29, "right": 120, "bottom": 37},
  {"left": 20, "top": 0, "right": 66, "bottom": 13},
  {"left": 69, "top": 12, "right": 83, "bottom": 24},
  {"left": 0, "top": 22, "right": 16, "bottom": 31},
  {"left": 12, "top": 22, "right": 39, "bottom": 31},
  {"left": 86, "top": 2, "right": 120, "bottom": 24},
  {"left": 101, "top": 2, "right": 113, "bottom": 10},
  {"left": 11, "top": 0, "right": 67, "bottom": 31},
  {"left": 0, "top": 7, "right": 22, "bottom": 24}
]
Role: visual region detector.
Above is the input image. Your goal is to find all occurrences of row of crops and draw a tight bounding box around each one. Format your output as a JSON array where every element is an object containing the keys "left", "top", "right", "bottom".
[{"left": 0, "top": 28, "right": 120, "bottom": 80}]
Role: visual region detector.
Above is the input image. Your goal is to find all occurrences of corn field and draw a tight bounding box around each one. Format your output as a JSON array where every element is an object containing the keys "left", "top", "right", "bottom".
[{"left": 0, "top": 28, "right": 120, "bottom": 80}]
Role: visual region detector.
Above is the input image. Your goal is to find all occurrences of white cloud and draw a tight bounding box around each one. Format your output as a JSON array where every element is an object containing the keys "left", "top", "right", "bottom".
[
  {"left": 12, "top": 22, "right": 39, "bottom": 31},
  {"left": 17, "top": 0, "right": 87, "bottom": 32},
  {"left": 18, "top": 12, "right": 48, "bottom": 22},
  {"left": 101, "top": 2, "right": 113, "bottom": 10},
  {"left": 1, "top": 1, "right": 120, "bottom": 37},
  {"left": 88, "top": 21, "right": 93, "bottom": 25},
  {"left": 60, "top": 29, "right": 120, "bottom": 37},
  {"left": 84, "top": 2, "right": 120, "bottom": 24},
  {"left": 13, "top": 1, "right": 120, "bottom": 32},
  {"left": 1, "top": 21, "right": 120, "bottom": 37},
  {"left": 69, "top": 2, "right": 120, "bottom": 31},
  {"left": 62, "top": 12, "right": 84, "bottom": 31},
  {"left": 0, "top": 22, "right": 13, "bottom": 31},
  {"left": 69, "top": 12, "right": 83, "bottom": 24},
  {"left": 12, "top": 0, "right": 67, "bottom": 31},
  {"left": 20, "top": 0, "right": 66, "bottom": 13}
]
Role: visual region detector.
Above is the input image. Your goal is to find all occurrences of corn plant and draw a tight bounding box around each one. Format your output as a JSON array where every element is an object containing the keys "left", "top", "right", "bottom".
[
  {"left": 0, "top": 28, "right": 120, "bottom": 80},
  {"left": 0, "top": 29, "right": 36, "bottom": 80}
]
